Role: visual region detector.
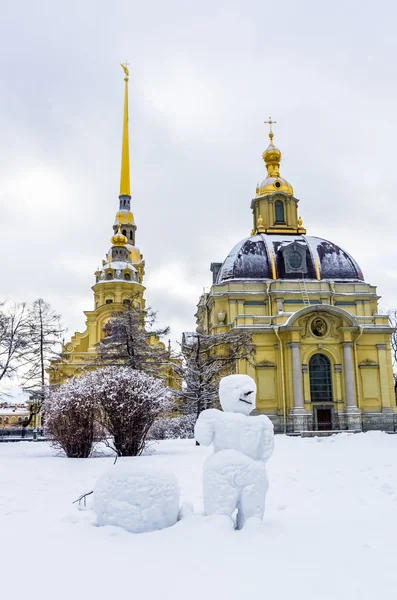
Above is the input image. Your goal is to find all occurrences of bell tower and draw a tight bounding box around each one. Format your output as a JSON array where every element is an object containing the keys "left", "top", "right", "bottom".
[{"left": 49, "top": 63, "right": 146, "bottom": 385}]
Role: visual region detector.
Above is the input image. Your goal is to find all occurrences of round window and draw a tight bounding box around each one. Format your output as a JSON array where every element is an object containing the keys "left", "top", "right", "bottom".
[
  {"left": 288, "top": 250, "right": 302, "bottom": 269},
  {"left": 274, "top": 181, "right": 281, "bottom": 188}
]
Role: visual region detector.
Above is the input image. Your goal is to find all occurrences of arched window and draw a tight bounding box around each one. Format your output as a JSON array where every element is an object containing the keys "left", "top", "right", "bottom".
[
  {"left": 130, "top": 231, "right": 133, "bottom": 240},
  {"left": 309, "top": 354, "right": 333, "bottom": 403},
  {"left": 123, "top": 299, "right": 131, "bottom": 305},
  {"left": 106, "top": 272, "right": 113, "bottom": 280},
  {"left": 124, "top": 272, "right": 131, "bottom": 281},
  {"left": 275, "top": 200, "right": 285, "bottom": 223},
  {"left": 122, "top": 229, "right": 127, "bottom": 237},
  {"left": 105, "top": 299, "right": 113, "bottom": 304}
]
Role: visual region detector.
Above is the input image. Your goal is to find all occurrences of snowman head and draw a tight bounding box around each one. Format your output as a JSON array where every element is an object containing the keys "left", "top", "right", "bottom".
[{"left": 219, "top": 374, "right": 257, "bottom": 415}]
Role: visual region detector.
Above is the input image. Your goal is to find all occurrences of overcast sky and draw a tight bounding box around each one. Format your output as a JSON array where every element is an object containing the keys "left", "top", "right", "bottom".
[{"left": 1, "top": 0, "right": 397, "bottom": 353}]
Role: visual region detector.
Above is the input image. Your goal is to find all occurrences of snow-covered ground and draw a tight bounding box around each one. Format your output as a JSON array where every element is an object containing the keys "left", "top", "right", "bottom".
[{"left": 1, "top": 433, "right": 396, "bottom": 600}]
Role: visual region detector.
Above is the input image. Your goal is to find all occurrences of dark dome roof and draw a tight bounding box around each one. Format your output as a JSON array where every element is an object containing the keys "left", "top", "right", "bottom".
[{"left": 217, "top": 234, "right": 364, "bottom": 283}]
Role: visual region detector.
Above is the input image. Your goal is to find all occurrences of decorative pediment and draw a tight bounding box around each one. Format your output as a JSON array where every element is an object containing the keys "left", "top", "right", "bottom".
[
  {"left": 256, "top": 359, "right": 276, "bottom": 369},
  {"left": 359, "top": 359, "right": 379, "bottom": 368}
]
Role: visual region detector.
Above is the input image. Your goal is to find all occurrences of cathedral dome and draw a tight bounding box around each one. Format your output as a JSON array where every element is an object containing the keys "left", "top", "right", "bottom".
[
  {"left": 216, "top": 234, "right": 364, "bottom": 283},
  {"left": 257, "top": 176, "right": 293, "bottom": 196},
  {"left": 126, "top": 244, "right": 141, "bottom": 263},
  {"left": 114, "top": 209, "right": 135, "bottom": 226},
  {"left": 111, "top": 225, "right": 128, "bottom": 247}
]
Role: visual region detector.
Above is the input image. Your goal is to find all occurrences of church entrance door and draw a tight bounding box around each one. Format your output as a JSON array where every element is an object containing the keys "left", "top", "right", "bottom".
[{"left": 316, "top": 408, "right": 332, "bottom": 430}]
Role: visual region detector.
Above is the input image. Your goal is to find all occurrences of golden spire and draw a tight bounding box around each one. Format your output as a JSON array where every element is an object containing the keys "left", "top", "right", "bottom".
[{"left": 120, "top": 62, "right": 130, "bottom": 196}]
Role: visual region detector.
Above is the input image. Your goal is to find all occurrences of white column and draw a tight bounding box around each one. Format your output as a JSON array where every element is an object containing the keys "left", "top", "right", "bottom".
[
  {"left": 289, "top": 342, "right": 304, "bottom": 409},
  {"left": 343, "top": 342, "right": 361, "bottom": 430},
  {"left": 343, "top": 342, "right": 356, "bottom": 408},
  {"left": 288, "top": 342, "right": 307, "bottom": 432}
]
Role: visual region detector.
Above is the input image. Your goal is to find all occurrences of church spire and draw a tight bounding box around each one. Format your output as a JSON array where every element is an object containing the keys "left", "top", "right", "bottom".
[{"left": 120, "top": 62, "right": 131, "bottom": 197}]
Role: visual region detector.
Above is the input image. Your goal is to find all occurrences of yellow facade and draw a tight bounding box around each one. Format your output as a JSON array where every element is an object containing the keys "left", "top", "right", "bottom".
[{"left": 197, "top": 125, "right": 396, "bottom": 433}]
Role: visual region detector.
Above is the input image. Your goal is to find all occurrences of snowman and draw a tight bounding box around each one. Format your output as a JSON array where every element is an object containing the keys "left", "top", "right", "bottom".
[{"left": 195, "top": 374, "right": 274, "bottom": 529}]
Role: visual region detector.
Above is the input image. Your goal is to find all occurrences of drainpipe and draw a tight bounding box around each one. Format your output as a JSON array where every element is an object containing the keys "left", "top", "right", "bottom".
[
  {"left": 266, "top": 281, "right": 272, "bottom": 316},
  {"left": 274, "top": 326, "right": 287, "bottom": 434},
  {"left": 329, "top": 281, "right": 336, "bottom": 306},
  {"left": 353, "top": 325, "right": 364, "bottom": 410}
]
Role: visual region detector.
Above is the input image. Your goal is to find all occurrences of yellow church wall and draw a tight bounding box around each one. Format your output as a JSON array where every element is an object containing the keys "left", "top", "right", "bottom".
[{"left": 209, "top": 301, "right": 394, "bottom": 422}]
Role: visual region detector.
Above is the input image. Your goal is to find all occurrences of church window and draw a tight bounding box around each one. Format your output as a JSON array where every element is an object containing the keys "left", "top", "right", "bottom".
[
  {"left": 122, "top": 229, "right": 127, "bottom": 237},
  {"left": 106, "top": 272, "right": 113, "bottom": 280},
  {"left": 275, "top": 200, "right": 285, "bottom": 223},
  {"left": 105, "top": 299, "right": 113, "bottom": 304},
  {"left": 309, "top": 354, "right": 333, "bottom": 403},
  {"left": 124, "top": 272, "right": 131, "bottom": 281},
  {"left": 275, "top": 181, "right": 281, "bottom": 188},
  {"left": 288, "top": 250, "right": 302, "bottom": 269},
  {"left": 123, "top": 299, "right": 131, "bottom": 305},
  {"left": 130, "top": 231, "right": 133, "bottom": 240}
]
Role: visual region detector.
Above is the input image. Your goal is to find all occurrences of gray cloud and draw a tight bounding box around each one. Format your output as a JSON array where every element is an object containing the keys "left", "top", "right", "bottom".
[{"left": 1, "top": 0, "right": 397, "bottom": 349}]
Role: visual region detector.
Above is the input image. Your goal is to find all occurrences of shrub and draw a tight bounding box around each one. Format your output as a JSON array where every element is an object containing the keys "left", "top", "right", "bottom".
[
  {"left": 148, "top": 414, "right": 196, "bottom": 440},
  {"left": 43, "top": 378, "right": 96, "bottom": 458},
  {"left": 88, "top": 366, "right": 170, "bottom": 456}
]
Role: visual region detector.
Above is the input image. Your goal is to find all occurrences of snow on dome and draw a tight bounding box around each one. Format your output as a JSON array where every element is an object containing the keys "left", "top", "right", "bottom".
[
  {"left": 94, "top": 463, "right": 180, "bottom": 534},
  {"left": 216, "top": 234, "right": 364, "bottom": 283}
]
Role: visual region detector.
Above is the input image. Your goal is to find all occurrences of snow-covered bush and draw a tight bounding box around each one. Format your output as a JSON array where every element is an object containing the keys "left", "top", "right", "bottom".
[
  {"left": 148, "top": 413, "right": 196, "bottom": 440},
  {"left": 87, "top": 366, "right": 171, "bottom": 456},
  {"left": 43, "top": 378, "right": 97, "bottom": 458}
]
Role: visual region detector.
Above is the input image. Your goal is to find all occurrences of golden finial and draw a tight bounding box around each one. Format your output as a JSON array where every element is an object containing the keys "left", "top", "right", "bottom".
[
  {"left": 262, "top": 117, "right": 281, "bottom": 178},
  {"left": 264, "top": 117, "right": 277, "bottom": 145},
  {"left": 120, "top": 62, "right": 131, "bottom": 197},
  {"left": 120, "top": 61, "right": 130, "bottom": 80},
  {"left": 257, "top": 214, "right": 265, "bottom": 233}
]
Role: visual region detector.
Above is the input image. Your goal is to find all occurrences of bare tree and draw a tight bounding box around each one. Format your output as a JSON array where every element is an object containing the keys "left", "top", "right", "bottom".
[
  {"left": 0, "top": 302, "right": 30, "bottom": 395},
  {"left": 177, "top": 330, "right": 255, "bottom": 419},
  {"left": 95, "top": 302, "right": 171, "bottom": 378},
  {"left": 22, "top": 299, "right": 64, "bottom": 400}
]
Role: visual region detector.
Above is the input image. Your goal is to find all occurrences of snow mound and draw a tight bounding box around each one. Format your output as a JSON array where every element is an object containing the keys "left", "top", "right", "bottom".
[{"left": 94, "top": 462, "right": 180, "bottom": 534}]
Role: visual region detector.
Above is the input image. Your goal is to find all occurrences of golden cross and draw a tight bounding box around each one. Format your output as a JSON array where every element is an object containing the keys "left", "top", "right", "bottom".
[{"left": 264, "top": 117, "right": 276, "bottom": 133}]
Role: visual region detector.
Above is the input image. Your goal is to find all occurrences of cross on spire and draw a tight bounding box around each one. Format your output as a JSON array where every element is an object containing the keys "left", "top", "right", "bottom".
[{"left": 264, "top": 117, "right": 276, "bottom": 133}]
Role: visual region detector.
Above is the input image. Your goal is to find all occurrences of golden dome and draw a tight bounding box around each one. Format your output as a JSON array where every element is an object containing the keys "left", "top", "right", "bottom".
[
  {"left": 257, "top": 176, "right": 294, "bottom": 197},
  {"left": 114, "top": 209, "right": 135, "bottom": 226},
  {"left": 257, "top": 126, "right": 293, "bottom": 197},
  {"left": 126, "top": 244, "right": 141, "bottom": 263},
  {"left": 111, "top": 223, "right": 128, "bottom": 247}
]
